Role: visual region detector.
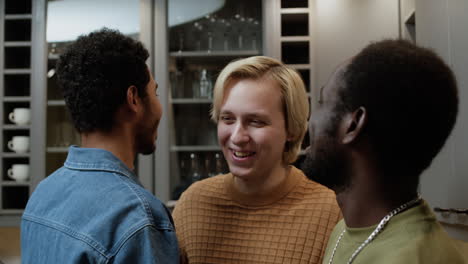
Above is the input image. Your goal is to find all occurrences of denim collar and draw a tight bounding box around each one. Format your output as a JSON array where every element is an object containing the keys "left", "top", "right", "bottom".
[{"left": 64, "top": 145, "right": 138, "bottom": 183}]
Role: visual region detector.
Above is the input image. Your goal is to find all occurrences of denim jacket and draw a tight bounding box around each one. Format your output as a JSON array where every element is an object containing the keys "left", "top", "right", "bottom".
[{"left": 21, "top": 146, "right": 179, "bottom": 263}]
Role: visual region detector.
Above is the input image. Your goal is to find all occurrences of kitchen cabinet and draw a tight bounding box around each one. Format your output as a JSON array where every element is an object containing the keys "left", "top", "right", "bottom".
[
  {"left": 0, "top": 0, "right": 314, "bottom": 224},
  {"left": 0, "top": 0, "right": 46, "bottom": 226}
]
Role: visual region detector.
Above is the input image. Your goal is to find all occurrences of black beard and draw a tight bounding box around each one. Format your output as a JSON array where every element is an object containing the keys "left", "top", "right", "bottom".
[
  {"left": 135, "top": 123, "right": 156, "bottom": 155},
  {"left": 136, "top": 101, "right": 158, "bottom": 155},
  {"left": 301, "top": 143, "right": 350, "bottom": 192}
]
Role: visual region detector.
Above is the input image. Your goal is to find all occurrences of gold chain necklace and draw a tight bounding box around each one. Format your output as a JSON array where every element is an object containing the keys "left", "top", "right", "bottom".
[{"left": 327, "top": 195, "right": 422, "bottom": 264}]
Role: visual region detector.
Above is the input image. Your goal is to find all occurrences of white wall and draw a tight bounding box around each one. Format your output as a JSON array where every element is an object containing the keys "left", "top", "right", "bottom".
[
  {"left": 416, "top": 0, "right": 468, "bottom": 241},
  {"left": 312, "top": 0, "right": 399, "bottom": 104}
]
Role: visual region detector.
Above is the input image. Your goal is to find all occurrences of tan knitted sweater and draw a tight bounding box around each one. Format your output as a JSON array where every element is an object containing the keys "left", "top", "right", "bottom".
[{"left": 172, "top": 166, "right": 341, "bottom": 264}]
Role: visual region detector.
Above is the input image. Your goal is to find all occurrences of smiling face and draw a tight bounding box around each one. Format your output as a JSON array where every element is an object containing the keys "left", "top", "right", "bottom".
[{"left": 217, "top": 77, "right": 289, "bottom": 181}]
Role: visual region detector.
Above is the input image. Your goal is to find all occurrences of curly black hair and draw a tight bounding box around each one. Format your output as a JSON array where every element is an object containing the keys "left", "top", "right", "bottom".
[
  {"left": 56, "top": 28, "right": 150, "bottom": 133},
  {"left": 339, "top": 39, "right": 458, "bottom": 189}
]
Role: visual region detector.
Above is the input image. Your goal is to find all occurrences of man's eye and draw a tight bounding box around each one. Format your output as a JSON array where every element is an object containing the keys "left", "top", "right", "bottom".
[
  {"left": 220, "top": 116, "right": 234, "bottom": 122},
  {"left": 250, "top": 119, "right": 265, "bottom": 126}
]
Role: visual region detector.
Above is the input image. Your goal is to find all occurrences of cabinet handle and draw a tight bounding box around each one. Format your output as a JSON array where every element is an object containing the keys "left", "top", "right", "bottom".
[{"left": 434, "top": 207, "right": 468, "bottom": 215}]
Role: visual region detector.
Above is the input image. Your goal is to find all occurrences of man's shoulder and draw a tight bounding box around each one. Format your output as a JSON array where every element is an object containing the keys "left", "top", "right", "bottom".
[
  {"left": 24, "top": 166, "right": 172, "bottom": 235},
  {"left": 294, "top": 170, "right": 339, "bottom": 205},
  {"left": 181, "top": 174, "right": 228, "bottom": 199},
  {"left": 397, "top": 223, "right": 468, "bottom": 262},
  {"left": 22, "top": 166, "right": 175, "bottom": 261},
  {"left": 373, "top": 235, "right": 468, "bottom": 264},
  {"left": 295, "top": 170, "right": 335, "bottom": 194},
  {"left": 173, "top": 174, "right": 229, "bottom": 213},
  {"left": 359, "top": 218, "right": 467, "bottom": 263}
]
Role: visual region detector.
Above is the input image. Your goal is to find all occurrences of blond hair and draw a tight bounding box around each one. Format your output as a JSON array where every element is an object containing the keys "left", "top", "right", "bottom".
[{"left": 211, "top": 56, "right": 309, "bottom": 164}]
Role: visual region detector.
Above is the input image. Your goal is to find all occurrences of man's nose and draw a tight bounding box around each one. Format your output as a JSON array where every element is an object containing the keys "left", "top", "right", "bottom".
[{"left": 231, "top": 123, "right": 250, "bottom": 144}]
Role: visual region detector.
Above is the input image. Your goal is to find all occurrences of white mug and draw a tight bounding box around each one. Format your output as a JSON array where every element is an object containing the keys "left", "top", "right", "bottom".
[
  {"left": 8, "top": 108, "right": 31, "bottom": 125},
  {"left": 7, "top": 136, "right": 30, "bottom": 153},
  {"left": 7, "top": 164, "right": 29, "bottom": 182}
]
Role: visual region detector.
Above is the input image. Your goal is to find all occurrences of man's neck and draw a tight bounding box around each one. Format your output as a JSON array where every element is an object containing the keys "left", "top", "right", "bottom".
[
  {"left": 80, "top": 130, "right": 136, "bottom": 170},
  {"left": 233, "top": 164, "right": 289, "bottom": 195},
  {"left": 336, "top": 180, "right": 418, "bottom": 228}
]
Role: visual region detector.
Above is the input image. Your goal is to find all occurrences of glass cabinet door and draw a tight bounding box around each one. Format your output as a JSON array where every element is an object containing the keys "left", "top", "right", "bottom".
[{"left": 166, "top": 0, "right": 263, "bottom": 201}]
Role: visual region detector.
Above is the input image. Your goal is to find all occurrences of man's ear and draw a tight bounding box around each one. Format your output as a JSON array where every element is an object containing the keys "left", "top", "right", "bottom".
[
  {"left": 126, "top": 85, "right": 139, "bottom": 113},
  {"left": 342, "top": 107, "right": 367, "bottom": 144}
]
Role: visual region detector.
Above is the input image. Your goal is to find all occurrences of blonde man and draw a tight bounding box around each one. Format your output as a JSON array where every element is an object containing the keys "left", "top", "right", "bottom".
[{"left": 173, "top": 56, "right": 340, "bottom": 264}]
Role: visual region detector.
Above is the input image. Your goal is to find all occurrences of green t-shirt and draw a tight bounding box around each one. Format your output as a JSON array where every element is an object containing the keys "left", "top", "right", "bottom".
[{"left": 323, "top": 201, "right": 468, "bottom": 264}]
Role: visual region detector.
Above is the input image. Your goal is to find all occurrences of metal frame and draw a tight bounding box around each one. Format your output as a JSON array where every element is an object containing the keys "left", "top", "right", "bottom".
[
  {"left": 137, "top": 0, "right": 156, "bottom": 193},
  {"left": 153, "top": 0, "right": 170, "bottom": 202},
  {"left": 30, "top": 0, "right": 47, "bottom": 195},
  {"left": 308, "top": 0, "right": 317, "bottom": 107},
  {"left": 263, "top": 0, "right": 281, "bottom": 59}
]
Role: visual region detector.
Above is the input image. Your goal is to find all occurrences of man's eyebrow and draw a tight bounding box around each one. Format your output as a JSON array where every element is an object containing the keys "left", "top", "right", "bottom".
[
  {"left": 245, "top": 112, "right": 270, "bottom": 120},
  {"left": 219, "top": 110, "right": 232, "bottom": 115}
]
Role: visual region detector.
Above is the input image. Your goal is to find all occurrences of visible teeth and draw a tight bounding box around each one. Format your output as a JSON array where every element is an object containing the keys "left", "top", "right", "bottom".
[{"left": 234, "top": 151, "right": 252, "bottom": 157}]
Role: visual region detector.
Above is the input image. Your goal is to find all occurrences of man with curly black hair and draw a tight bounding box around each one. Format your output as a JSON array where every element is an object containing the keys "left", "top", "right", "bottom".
[
  {"left": 302, "top": 39, "right": 467, "bottom": 263},
  {"left": 21, "top": 28, "right": 179, "bottom": 263}
]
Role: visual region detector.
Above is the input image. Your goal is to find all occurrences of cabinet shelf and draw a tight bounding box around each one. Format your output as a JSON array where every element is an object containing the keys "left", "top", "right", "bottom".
[
  {"left": 2, "top": 153, "right": 30, "bottom": 158},
  {"left": 46, "top": 147, "right": 69, "bottom": 153},
  {"left": 281, "top": 0, "right": 308, "bottom": 9},
  {"left": 281, "top": 36, "right": 310, "bottom": 42},
  {"left": 171, "top": 98, "right": 212, "bottom": 104},
  {"left": 1, "top": 181, "right": 30, "bottom": 187},
  {"left": 3, "top": 97, "right": 31, "bottom": 102},
  {"left": 280, "top": 8, "right": 309, "bottom": 14},
  {"left": 0, "top": 209, "right": 24, "bottom": 215},
  {"left": 171, "top": 145, "right": 221, "bottom": 152},
  {"left": 3, "top": 69, "right": 31, "bottom": 74},
  {"left": 170, "top": 50, "right": 260, "bottom": 58},
  {"left": 47, "top": 100, "right": 66, "bottom": 106},
  {"left": 2, "top": 125, "right": 30, "bottom": 130},
  {"left": 4, "top": 14, "right": 32, "bottom": 20},
  {"left": 286, "top": 64, "right": 311, "bottom": 70},
  {"left": 48, "top": 54, "right": 60, "bottom": 60},
  {"left": 4, "top": 41, "right": 31, "bottom": 47}
]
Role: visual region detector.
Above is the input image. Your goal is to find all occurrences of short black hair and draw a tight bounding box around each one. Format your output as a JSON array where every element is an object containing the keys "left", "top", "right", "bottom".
[
  {"left": 339, "top": 39, "right": 458, "bottom": 188},
  {"left": 56, "top": 28, "right": 150, "bottom": 133}
]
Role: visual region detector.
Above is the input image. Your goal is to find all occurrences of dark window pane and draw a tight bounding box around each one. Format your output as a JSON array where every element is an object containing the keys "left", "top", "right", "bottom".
[
  {"left": 298, "top": 69, "right": 310, "bottom": 92},
  {"left": 281, "top": 0, "right": 308, "bottom": 8},
  {"left": 5, "top": 19, "right": 31, "bottom": 41},
  {"left": 4, "top": 75, "right": 30, "bottom": 96},
  {"left": 5, "top": 47, "right": 31, "bottom": 68},
  {"left": 282, "top": 41, "right": 309, "bottom": 64},
  {"left": 281, "top": 13, "right": 308, "bottom": 36},
  {"left": 5, "top": 0, "right": 32, "bottom": 14}
]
